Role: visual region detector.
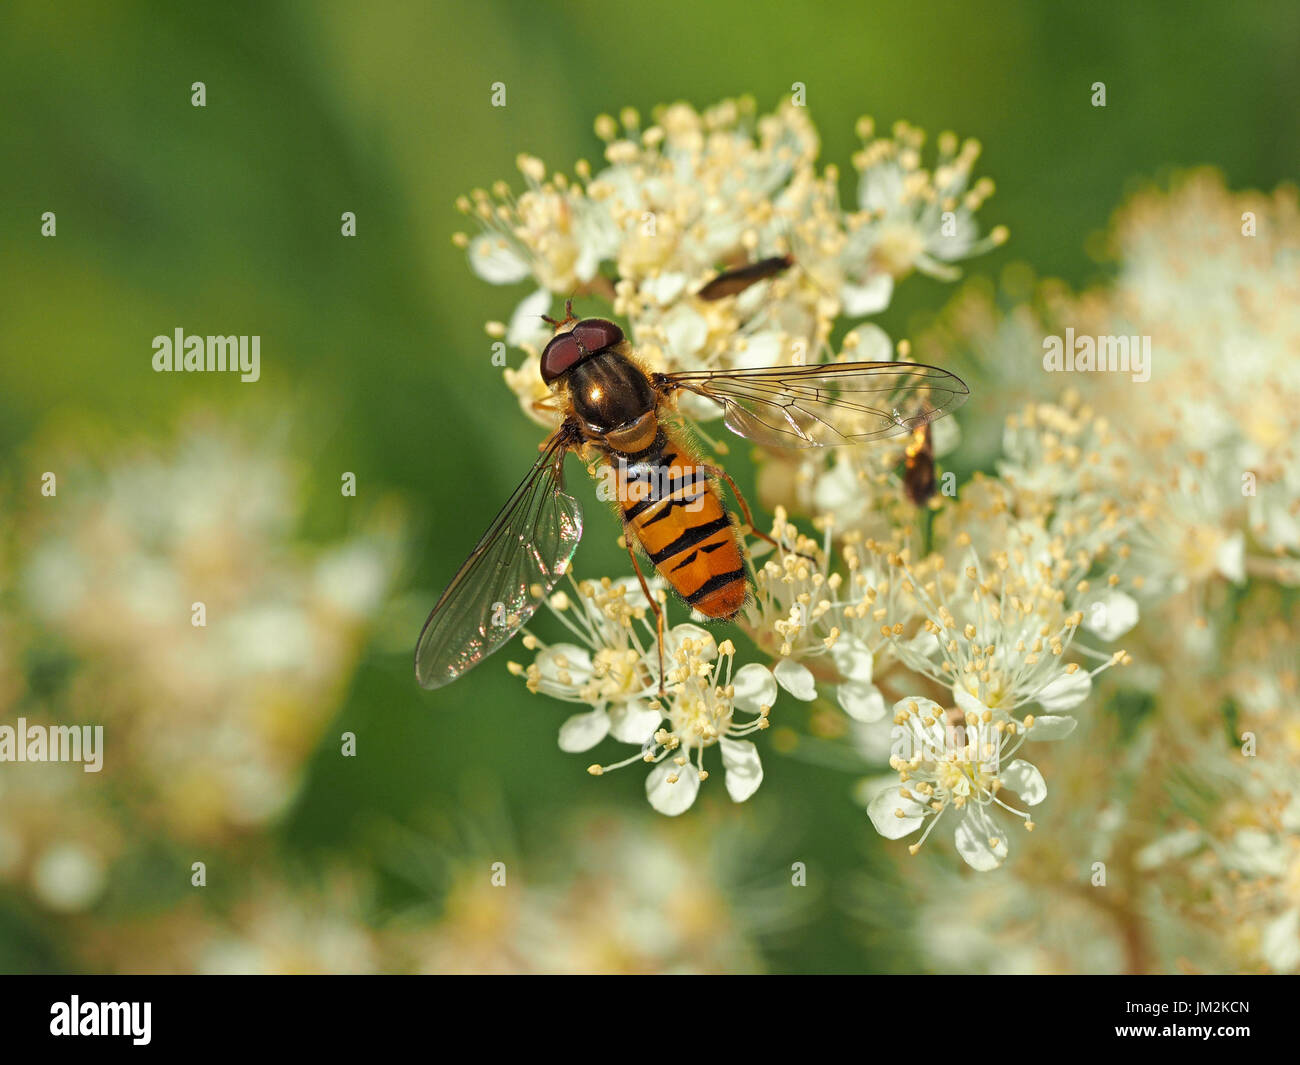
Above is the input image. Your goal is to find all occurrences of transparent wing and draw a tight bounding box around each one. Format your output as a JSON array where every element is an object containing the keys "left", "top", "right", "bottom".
[
  {"left": 415, "top": 428, "right": 583, "bottom": 690},
  {"left": 657, "top": 361, "right": 969, "bottom": 448}
]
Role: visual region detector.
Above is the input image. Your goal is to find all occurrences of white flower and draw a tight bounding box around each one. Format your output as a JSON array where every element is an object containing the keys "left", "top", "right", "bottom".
[
  {"left": 870, "top": 521, "right": 1129, "bottom": 724},
  {"left": 845, "top": 119, "right": 1006, "bottom": 288},
  {"left": 865, "top": 697, "right": 1046, "bottom": 870},
  {"left": 634, "top": 633, "right": 775, "bottom": 815},
  {"left": 514, "top": 581, "right": 775, "bottom": 815},
  {"left": 742, "top": 509, "right": 899, "bottom": 716}
]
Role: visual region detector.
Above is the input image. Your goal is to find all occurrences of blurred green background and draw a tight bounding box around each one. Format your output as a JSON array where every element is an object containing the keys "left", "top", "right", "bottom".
[{"left": 2, "top": 0, "right": 1297, "bottom": 973}]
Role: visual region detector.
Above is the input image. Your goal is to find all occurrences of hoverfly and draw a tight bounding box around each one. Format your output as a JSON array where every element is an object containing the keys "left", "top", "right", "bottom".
[
  {"left": 415, "top": 260, "right": 969, "bottom": 691},
  {"left": 902, "top": 422, "right": 937, "bottom": 507}
]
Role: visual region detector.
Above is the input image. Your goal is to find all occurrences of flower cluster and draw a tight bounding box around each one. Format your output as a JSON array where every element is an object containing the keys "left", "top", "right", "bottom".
[
  {"left": 456, "top": 97, "right": 1004, "bottom": 430},
  {"left": 746, "top": 410, "right": 1135, "bottom": 868},
  {"left": 0, "top": 417, "right": 404, "bottom": 913},
  {"left": 506, "top": 387, "right": 1136, "bottom": 864},
  {"left": 849, "top": 170, "right": 1300, "bottom": 967},
  {"left": 510, "top": 576, "right": 774, "bottom": 815},
  {"left": 463, "top": 98, "right": 1010, "bottom": 835},
  {"left": 65, "top": 812, "right": 774, "bottom": 974},
  {"left": 462, "top": 98, "right": 1295, "bottom": 912}
]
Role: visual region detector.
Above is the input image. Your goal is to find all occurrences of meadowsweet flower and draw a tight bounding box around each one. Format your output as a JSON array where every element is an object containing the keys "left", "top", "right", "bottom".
[
  {"left": 873, "top": 534, "right": 1130, "bottom": 728},
  {"left": 512, "top": 576, "right": 662, "bottom": 748},
  {"left": 0, "top": 417, "right": 405, "bottom": 941},
  {"left": 638, "top": 628, "right": 774, "bottom": 813},
  {"left": 741, "top": 510, "right": 893, "bottom": 721},
  {"left": 846, "top": 172, "right": 1300, "bottom": 957},
  {"left": 865, "top": 696, "right": 1045, "bottom": 870},
  {"left": 512, "top": 576, "right": 775, "bottom": 813},
  {"left": 846, "top": 120, "right": 1007, "bottom": 288}
]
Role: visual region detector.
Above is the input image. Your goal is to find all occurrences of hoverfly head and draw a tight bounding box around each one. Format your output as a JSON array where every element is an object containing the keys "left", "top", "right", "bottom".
[{"left": 540, "top": 317, "right": 625, "bottom": 384}]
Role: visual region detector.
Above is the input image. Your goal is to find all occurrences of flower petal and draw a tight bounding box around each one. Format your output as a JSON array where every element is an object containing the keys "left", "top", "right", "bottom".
[
  {"left": 890, "top": 697, "right": 948, "bottom": 759},
  {"left": 774, "top": 658, "right": 817, "bottom": 701},
  {"left": 719, "top": 738, "right": 764, "bottom": 802},
  {"left": 609, "top": 701, "right": 663, "bottom": 745},
  {"left": 557, "top": 708, "right": 610, "bottom": 752},
  {"left": 665, "top": 624, "right": 716, "bottom": 662},
  {"left": 505, "top": 288, "right": 553, "bottom": 348},
  {"left": 1035, "top": 670, "right": 1092, "bottom": 711},
  {"left": 645, "top": 760, "right": 700, "bottom": 816},
  {"left": 846, "top": 323, "right": 894, "bottom": 362},
  {"left": 999, "top": 758, "right": 1047, "bottom": 806},
  {"left": 641, "top": 272, "right": 688, "bottom": 305},
  {"left": 608, "top": 575, "right": 650, "bottom": 613},
  {"left": 1215, "top": 531, "right": 1246, "bottom": 584},
  {"left": 468, "top": 234, "right": 532, "bottom": 284},
  {"left": 841, "top": 272, "right": 893, "bottom": 316},
  {"left": 732, "top": 663, "right": 777, "bottom": 712},
  {"left": 1025, "top": 714, "right": 1077, "bottom": 740},
  {"left": 866, "top": 779, "right": 925, "bottom": 840},
  {"left": 535, "top": 643, "right": 594, "bottom": 686},
  {"left": 954, "top": 809, "right": 1008, "bottom": 871},
  {"left": 1083, "top": 590, "right": 1139, "bottom": 641},
  {"left": 830, "top": 636, "right": 873, "bottom": 683},
  {"left": 730, "top": 330, "right": 783, "bottom": 370},
  {"left": 953, "top": 684, "right": 990, "bottom": 718},
  {"left": 661, "top": 304, "right": 708, "bottom": 357},
  {"left": 1261, "top": 908, "right": 1300, "bottom": 972},
  {"left": 838, "top": 681, "right": 886, "bottom": 722}
]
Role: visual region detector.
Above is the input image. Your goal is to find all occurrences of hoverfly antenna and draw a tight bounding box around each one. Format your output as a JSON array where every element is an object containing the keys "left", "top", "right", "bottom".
[{"left": 540, "top": 297, "right": 579, "bottom": 330}]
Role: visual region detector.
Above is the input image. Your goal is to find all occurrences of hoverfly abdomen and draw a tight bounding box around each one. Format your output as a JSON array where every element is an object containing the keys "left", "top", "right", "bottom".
[
  {"left": 902, "top": 424, "right": 937, "bottom": 507},
  {"left": 611, "top": 431, "right": 747, "bottom": 621}
]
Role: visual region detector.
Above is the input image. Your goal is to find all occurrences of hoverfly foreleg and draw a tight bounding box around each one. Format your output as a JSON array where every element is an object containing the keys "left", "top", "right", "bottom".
[
  {"left": 703, "top": 463, "right": 817, "bottom": 563},
  {"left": 623, "top": 536, "right": 667, "bottom": 699},
  {"left": 529, "top": 394, "right": 563, "bottom": 418}
]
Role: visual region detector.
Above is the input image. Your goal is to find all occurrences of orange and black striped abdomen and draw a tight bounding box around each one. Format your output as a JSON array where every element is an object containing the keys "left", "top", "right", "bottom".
[{"left": 613, "top": 429, "right": 748, "bottom": 619}]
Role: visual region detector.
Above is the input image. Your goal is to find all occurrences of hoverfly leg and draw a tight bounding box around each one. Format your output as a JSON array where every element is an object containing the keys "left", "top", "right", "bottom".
[
  {"left": 529, "top": 395, "right": 563, "bottom": 419},
  {"left": 704, "top": 463, "right": 817, "bottom": 563},
  {"left": 624, "top": 537, "right": 667, "bottom": 699}
]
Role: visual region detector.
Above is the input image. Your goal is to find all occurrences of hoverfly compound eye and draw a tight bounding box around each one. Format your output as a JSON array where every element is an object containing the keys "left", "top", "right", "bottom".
[
  {"left": 571, "top": 318, "right": 624, "bottom": 356},
  {"left": 540, "top": 332, "right": 583, "bottom": 383},
  {"left": 540, "top": 318, "right": 624, "bottom": 383}
]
